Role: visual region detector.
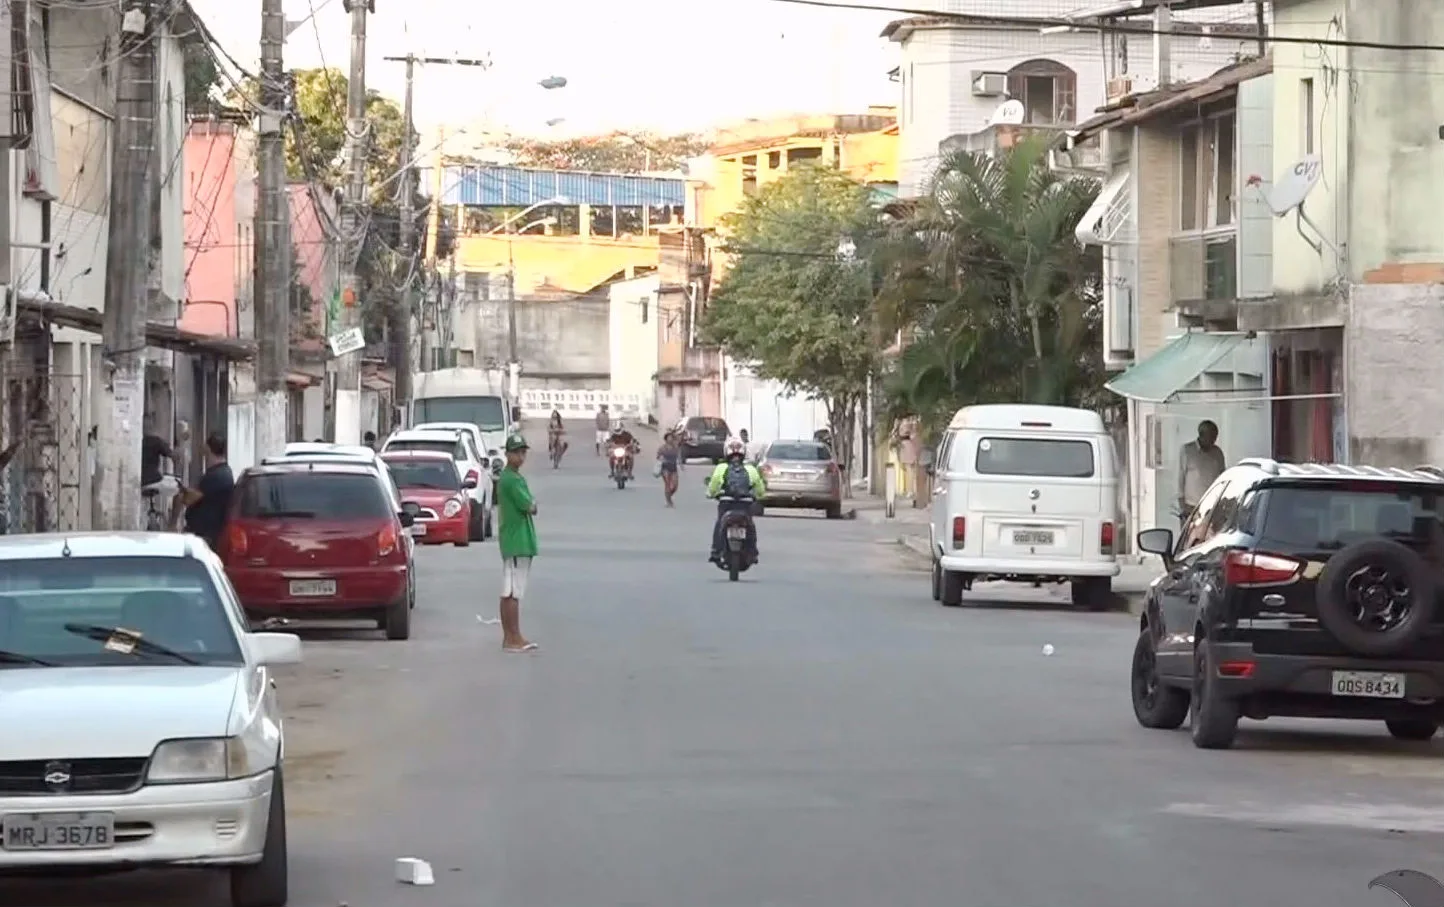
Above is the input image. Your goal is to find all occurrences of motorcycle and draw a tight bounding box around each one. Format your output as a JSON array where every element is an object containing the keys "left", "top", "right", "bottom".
[
  {"left": 715, "top": 496, "right": 758, "bottom": 581},
  {"left": 608, "top": 446, "right": 633, "bottom": 489}
]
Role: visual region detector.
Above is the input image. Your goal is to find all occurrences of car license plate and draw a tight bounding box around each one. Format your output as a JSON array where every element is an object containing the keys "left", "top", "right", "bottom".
[
  {"left": 410, "top": 523, "right": 427, "bottom": 536},
  {"left": 289, "top": 579, "right": 336, "bottom": 597},
  {"left": 3, "top": 812, "right": 114, "bottom": 850},
  {"left": 726, "top": 526, "right": 747, "bottom": 539},
  {"left": 1331, "top": 671, "right": 1405, "bottom": 698},
  {"left": 1012, "top": 530, "right": 1054, "bottom": 545}
]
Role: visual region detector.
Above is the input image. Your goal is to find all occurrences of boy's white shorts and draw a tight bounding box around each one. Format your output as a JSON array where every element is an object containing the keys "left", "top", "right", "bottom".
[{"left": 501, "top": 557, "right": 532, "bottom": 599}]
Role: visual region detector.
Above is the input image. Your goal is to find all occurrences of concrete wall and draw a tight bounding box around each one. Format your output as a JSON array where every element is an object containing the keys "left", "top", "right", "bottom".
[
  {"left": 462, "top": 289, "right": 610, "bottom": 382},
  {"left": 1270, "top": 0, "right": 1348, "bottom": 295},
  {"left": 608, "top": 275, "right": 658, "bottom": 418},
  {"left": 1346, "top": 283, "right": 1444, "bottom": 465}
]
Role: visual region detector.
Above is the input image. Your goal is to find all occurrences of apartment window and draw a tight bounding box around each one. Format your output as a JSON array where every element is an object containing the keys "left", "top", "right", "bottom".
[
  {"left": 1006, "top": 59, "right": 1076, "bottom": 124},
  {"left": 1179, "top": 114, "right": 1236, "bottom": 231},
  {"left": 1300, "top": 78, "right": 1315, "bottom": 154}
]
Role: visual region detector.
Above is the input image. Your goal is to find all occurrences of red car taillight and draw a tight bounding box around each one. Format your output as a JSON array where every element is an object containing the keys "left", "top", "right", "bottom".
[
  {"left": 377, "top": 523, "right": 398, "bottom": 557},
  {"left": 1100, "top": 521, "right": 1115, "bottom": 554},
  {"left": 1223, "top": 550, "right": 1302, "bottom": 587},
  {"left": 225, "top": 525, "right": 248, "bottom": 557},
  {"left": 951, "top": 516, "right": 966, "bottom": 547}
]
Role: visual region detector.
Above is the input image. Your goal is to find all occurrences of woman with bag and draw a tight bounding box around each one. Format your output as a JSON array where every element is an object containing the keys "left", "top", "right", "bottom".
[{"left": 656, "top": 431, "right": 681, "bottom": 507}]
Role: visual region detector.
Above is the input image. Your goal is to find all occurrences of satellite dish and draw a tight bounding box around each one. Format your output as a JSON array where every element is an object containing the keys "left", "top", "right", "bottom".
[
  {"left": 990, "top": 99, "right": 1025, "bottom": 126},
  {"left": 1266, "top": 155, "right": 1321, "bottom": 215}
]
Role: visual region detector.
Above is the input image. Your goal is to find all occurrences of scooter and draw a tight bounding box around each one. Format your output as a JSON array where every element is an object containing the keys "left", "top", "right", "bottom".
[{"left": 714, "top": 496, "right": 758, "bottom": 581}]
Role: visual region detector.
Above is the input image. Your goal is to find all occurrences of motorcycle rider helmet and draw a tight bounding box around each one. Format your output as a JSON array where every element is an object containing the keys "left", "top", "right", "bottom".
[{"left": 724, "top": 437, "right": 747, "bottom": 460}]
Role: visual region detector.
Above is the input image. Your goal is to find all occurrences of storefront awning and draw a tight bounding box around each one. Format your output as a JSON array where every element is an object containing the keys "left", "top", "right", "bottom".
[{"left": 1105, "top": 331, "right": 1248, "bottom": 403}]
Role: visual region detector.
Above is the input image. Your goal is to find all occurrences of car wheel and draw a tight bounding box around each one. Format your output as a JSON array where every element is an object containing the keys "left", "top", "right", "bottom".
[
  {"left": 930, "top": 559, "right": 942, "bottom": 601},
  {"left": 1316, "top": 538, "right": 1437, "bottom": 657},
  {"left": 1189, "top": 642, "right": 1239, "bottom": 749},
  {"left": 229, "top": 767, "right": 288, "bottom": 907},
  {"left": 468, "top": 505, "right": 485, "bottom": 542},
  {"left": 407, "top": 573, "right": 416, "bottom": 610},
  {"left": 384, "top": 589, "right": 412, "bottom": 640},
  {"left": 1131, "top": 631, "right": 1189, "bottom": 730},
  {"left": 940, "top": 569, "right": 966, "bottom": 607},
  {"left": 1386, "top": 719, "right": 1439, "bottom": 741},
  {"left": 1070, "top": 577, "right": 1114, "bottom": 611},
  {"left": 483, "top": 509, "right": 494, "bottom": 540},
  {"left": 824, "top": 502, "right": 843, "bottom": 519}
]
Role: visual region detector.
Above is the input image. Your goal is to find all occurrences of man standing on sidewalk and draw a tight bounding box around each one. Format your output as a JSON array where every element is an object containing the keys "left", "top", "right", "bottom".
[{"left": 497, "top": 433, "right": 539, "bottom": 653}]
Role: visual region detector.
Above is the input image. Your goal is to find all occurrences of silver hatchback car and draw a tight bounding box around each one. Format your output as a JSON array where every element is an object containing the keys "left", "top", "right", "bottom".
[{"left": 757, "top": 439, "right": 843, "bottom": 519}]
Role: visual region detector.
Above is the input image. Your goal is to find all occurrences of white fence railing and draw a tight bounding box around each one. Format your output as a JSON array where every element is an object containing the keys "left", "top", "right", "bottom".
[{"left": 519, "top": 389, "right": 647, "bottom": 421}]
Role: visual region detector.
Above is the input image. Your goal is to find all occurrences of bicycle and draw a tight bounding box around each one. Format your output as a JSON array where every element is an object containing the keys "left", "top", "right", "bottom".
[{"left": 141, "top": 475, "right": 182, "bottom": 531}]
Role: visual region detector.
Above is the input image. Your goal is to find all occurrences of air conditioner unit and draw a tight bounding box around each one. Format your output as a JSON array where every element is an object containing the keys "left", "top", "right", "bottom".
[
  {"left": 971, "top": 71, "right": 1007, "bottom": 96},
  {"left": 1106, "top": 76, "right": 1133, "bottom": 102}
]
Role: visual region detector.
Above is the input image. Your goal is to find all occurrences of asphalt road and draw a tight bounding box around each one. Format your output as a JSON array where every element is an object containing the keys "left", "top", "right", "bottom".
[{"left": 8, "top": 421, "right": 1444, "bottom": 906}]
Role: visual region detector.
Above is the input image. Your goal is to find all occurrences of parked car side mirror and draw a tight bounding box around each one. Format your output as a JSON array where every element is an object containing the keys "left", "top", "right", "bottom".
[{"left": 1136, "top": 527, "right": 1174, "bottom": 558}]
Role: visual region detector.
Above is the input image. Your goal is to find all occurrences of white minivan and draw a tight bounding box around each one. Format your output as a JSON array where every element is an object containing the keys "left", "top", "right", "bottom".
[{"left": 927, "top": 404, "right": 1120, "bottom": 609}]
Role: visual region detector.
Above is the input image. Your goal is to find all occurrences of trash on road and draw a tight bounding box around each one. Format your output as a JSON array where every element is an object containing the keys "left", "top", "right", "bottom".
[
  {"left": 396, "top": 857, "right": 435, "bottom": 885},
  {"left": 1042, "top": 644, "right": 1055, "bottom": 656}
]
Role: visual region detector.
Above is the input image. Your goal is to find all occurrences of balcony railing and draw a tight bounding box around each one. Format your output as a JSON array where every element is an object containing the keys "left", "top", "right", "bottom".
[{"left": 1169, "top": 233, "right": 1237, "bottom": 307}]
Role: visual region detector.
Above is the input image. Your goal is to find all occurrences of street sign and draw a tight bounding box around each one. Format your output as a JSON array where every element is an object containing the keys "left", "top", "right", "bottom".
[{"left": 328, "top": 327, "right": 366, "bottom": 357}]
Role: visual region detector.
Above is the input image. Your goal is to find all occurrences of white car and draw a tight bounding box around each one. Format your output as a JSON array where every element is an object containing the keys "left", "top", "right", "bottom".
[
  {"left": 0, "top": 532, "right": 301, "bottom": 906},
  {"left": 381, "top": 429, "right": 493, "bottom": 540}
]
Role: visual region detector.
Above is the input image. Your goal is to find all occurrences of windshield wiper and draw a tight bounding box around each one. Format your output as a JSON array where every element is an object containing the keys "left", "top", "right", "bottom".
[
  {"left": 62, "top": 624, "right": 201, "bottom": 664},
  {"left": 0, "top": 650, "right": 56, "bottom": 666}
]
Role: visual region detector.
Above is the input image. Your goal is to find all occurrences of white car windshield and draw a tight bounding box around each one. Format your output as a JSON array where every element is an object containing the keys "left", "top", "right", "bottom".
[{"left": 0, "top": 557, "right": 244, "bottom": 668}]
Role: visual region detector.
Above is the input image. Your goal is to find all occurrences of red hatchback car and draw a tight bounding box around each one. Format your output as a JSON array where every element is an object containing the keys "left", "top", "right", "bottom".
[
  {"left": 380, "top": 450, "right": 475, "bottom": 546},
  {"left": 218, "top": 460, "right": 416, "bottom": 640}
]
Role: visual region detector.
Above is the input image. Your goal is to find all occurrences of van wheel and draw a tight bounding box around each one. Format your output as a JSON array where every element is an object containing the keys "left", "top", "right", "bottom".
[
  {"left": 930, "top": 559, "right": 942, "bottom": 601},
  {"left": 1071, "top": 577, "right": 1114, "bottom": 611},
  {"left": 483, "top": 509, "right": 494, "bottom": 540},
  {"left": 468, "top": 506, "right": 485, "bottom": 541},
  {"left": 229, "top": 768, "right": 288, "bottom": 907},
  {"left": 940, "top": 570, "right": 966, "bottom": 607}
]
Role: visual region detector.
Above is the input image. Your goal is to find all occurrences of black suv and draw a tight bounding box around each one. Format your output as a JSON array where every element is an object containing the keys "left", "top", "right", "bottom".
[
  {"left": 677, "top": 416, "right": 730, "bottom": 463},
  {"left": 1130, "top": 458, "right": 1444, "bottom": 749}
]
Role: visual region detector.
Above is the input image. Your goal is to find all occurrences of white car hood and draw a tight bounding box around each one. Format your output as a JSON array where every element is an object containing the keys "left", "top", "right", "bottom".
[
  {"left": 479, "top": 431, "right": 507, "bottom": 455},
  {"left": 0, "top": 666, "right": 241, "bottom": 760}
]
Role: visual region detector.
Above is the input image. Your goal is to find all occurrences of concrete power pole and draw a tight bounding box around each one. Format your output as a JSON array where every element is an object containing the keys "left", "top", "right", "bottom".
[
  {"left": 383, "top": 54, "right": 417, "bottom": 414},
  {"left": 96, "top": 0, "right": 159, "bottom": 530},
  {"left": 254, "top": 0, "right": 290, "bottom": 458},
  {"left": 333, "top": 0, "right": 372, "bottom": 444}
]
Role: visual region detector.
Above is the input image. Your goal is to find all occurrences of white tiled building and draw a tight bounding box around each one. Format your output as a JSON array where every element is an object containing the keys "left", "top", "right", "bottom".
[{"left": 886, "top": 0, "right": 1266, "bottom": 195}]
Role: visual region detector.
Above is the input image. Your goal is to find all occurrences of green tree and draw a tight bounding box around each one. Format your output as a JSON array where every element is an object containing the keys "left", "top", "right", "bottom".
[
  {"left": 876, "top": 139, "right": 1105, "bottom": 445},
  {"left": 182, "top": 44, "right": 223, "bottom": 113},
  {"left": 501, "top": 131, "right": 709, "bottom": 172},
  {"left": 702, "top": 166, "right": 882, "bottom": 475}
]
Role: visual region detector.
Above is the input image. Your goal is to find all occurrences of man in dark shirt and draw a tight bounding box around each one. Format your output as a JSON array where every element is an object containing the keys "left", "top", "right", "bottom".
[{"left": 182, "top": 434, "right": 234, "bottom": 549}]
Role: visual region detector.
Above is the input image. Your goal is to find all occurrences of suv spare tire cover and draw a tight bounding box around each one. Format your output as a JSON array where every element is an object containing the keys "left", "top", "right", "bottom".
[{"left": 1314, "top": 538, "right": 1436, "bottom": 657}]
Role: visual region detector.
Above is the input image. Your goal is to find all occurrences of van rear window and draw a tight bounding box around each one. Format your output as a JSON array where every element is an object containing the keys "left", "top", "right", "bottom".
[{"left": 973, "top": 438, "right": 1095, "bottom": 478}]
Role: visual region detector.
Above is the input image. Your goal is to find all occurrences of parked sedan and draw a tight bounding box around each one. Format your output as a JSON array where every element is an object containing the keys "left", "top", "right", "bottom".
[
  {"left": 0, "top": 532, "right": 301, "bottom": 907},
  {"left": 218, "top": 460, "right": 417, "bottom": 640},
  {"left": 381, "top": 428, "right": 493, "bottom": 540},
  {"left": 381, "top": 450, "right": 475, "bottom": 546},
  {"left": 757, "top": 439, "right": 843, "bottom": 518}
]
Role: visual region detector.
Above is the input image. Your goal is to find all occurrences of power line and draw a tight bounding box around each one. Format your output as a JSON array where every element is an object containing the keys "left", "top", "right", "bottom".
[{"left": 762, "top": 0, "right": 1444, "bottom": 53}]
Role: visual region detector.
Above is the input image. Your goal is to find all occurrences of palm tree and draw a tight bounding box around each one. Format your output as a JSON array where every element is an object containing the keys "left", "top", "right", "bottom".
[{"left": 876, "top": 137, "right": 1105, "bottom": 443}]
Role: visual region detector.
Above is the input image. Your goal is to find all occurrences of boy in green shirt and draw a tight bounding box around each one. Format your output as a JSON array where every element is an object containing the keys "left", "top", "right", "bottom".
[{"left": 496, "top": 433, "right": 539, "bottom": 652}]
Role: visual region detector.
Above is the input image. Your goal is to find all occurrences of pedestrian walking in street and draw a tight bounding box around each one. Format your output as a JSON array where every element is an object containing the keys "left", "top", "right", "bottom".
[
  {"left": 496, "top": 433, "right": 539, "bottom": 653},
  {"left": 594, "top": 405, "right": 609, "bottom": 455},
  {"left": 1177, "top": 419, "right": 1226, "bottom": 525},
  {"left": 181, "top": 433, "right": 234, "bottom": 551},
  {"left": 657, "top": 430, "right": 681, "bottom": 506}
]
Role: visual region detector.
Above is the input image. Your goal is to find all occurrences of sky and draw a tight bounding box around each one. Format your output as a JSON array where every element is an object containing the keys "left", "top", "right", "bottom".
[{"left": 189, "top": 0, "right": 904, "bottom": 143}]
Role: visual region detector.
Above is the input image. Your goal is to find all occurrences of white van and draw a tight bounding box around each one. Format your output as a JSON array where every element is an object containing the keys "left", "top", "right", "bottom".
[{"left": 927, "top": 404, "right": 1120, "bottom": 609}]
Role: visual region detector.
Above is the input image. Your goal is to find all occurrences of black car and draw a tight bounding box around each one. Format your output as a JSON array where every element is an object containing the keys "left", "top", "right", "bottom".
[
  {"left": 1131, "top": 457, "right": 1444, "bottom": 749},
  {"left": 677, "top": 416, "right": 730, "bottom": 463}
]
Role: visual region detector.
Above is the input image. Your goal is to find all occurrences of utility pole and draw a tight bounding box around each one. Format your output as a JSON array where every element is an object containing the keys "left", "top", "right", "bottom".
[
  {"left": 333, "top": 0, "right": 373, "bottom": 444},
  {"left": 382, "top": 54, "right": 419, "bottom": 413},
  {"left": 96, "top": 0, "right": 159, "bottom": 530},
  {"left": 254, "top": 0, "right": 289, "bottom": 458}
]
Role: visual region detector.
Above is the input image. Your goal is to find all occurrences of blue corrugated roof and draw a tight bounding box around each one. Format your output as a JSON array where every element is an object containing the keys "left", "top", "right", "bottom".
[{"left": 425, "top": 165, "right": 685, "bottom": 208}]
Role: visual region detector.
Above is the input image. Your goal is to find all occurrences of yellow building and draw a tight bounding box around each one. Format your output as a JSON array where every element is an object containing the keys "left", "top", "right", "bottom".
[{"left": 686, "top": 107, "right": 899, "bottom": 229}]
